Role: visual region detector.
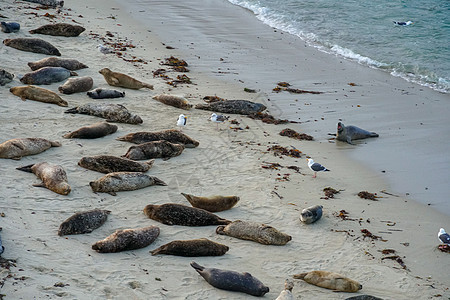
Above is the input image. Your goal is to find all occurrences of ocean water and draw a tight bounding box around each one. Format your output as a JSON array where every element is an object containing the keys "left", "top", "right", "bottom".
[{"left": 228, "top": 0, "right": 450, "bottom": 93}]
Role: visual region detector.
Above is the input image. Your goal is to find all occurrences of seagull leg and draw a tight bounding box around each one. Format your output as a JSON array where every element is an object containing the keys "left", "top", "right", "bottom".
[{"left": 313, "top": 172, "right": 317, "bottom": 178}]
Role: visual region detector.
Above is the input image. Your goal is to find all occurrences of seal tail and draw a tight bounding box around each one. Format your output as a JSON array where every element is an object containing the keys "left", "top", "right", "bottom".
[
  {"left": 16, "top": 164, "right": 35, "bottom": 173},
  {"left": 180, "top": 192, "right": 193, "bottom": 202},
  {"left": 64, "top": 107, "right": 78, "bottom": 114},
  {"left": 370, "top": 132, "right": 379, "bottom": 138},
  {"left": 69, "top": 71, "right": 78, "bottom": 76},
  {"left": 216, "top": 225, "right": 226, "bottom": 235},
  {"left": 149, "top": 247, "right": 163, "bottom": 256},
  {"left": 292, "top": 272, "right": 307, "bottom": 280},
  {"left": 50, "top": 141, "right": 62, "bottom": 147},
  {"left": 153, "top": 177, "right": 167, "bottom": 186},
  {"left": 142, "top": 83, "right": 154, "bottom": 90},
  {"left": 190, "top": 261, "right": 204, "bottom": 273},
  {"left": 145, "top": 159, "right": 155, "bottom": 168}
]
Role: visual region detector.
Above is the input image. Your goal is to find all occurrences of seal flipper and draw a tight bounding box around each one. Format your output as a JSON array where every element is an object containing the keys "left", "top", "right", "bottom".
[
  {"left": 216, "top": 225, "right": 226, "bottom": 235},
  {"left": 65, "top": 107, "right": 79, "bottom": 114},
  {"left": 16, "top": 164, "right": 35, "bottom": 173},
  {"left": 32, "top": 182, "right": 46, "bottom": 188},
  {"left": 190, "top": 261, "right": 205, "bottom": 273},
  {"left": 292, "top": 272, "right": 307, "bottom": 279},
  {"left": 370, "top": 132, "right": 379, "bottom": 137},
  {"left": 153, "top": 178, "right": 167, "bottom": 186}
]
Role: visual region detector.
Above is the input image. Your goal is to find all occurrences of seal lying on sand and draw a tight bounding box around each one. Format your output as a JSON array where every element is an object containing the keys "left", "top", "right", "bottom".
[
  {"left": 300, "top": 205, "right": 323, "bottom": 224},
  {"left": 65, "top": 103, "right": 143, "bottom": 124},
  {"left": 292, "top": 270, "right": 362, "bottom": 292},
  {"left": 10, "top": 85, "right": 68, "bottom": 107},
  {"left": 336, "top": 122, "right": 379, "bottom": 144},
  {"left": 275, "top": 280, "right": 295, "bottom": 300},
  {"left": 92, "top": 226, "right": 160, "bottom": 253},
  {"left": 181, "top": 193, "right": 239, "bottom": 212},
  {"left": 191, "top": 261, "right": 269, "bottom": 297},
  {"left": 152, "top": 94, "right": 192, "bottom": 110},
  {"left": 17, "top": 162, "right": 71, "bottom": 195},
  {"left": 58, "top": 76, "right": 93, "bottom": 94},
  {"left": 143, "top": 203, "right": 231, "bottom": 226},
  {"left": 345, "top": 295, "right": 384, "bottom": 300},
  {"left": 0, "top": 138, "right": 60, "bottom": 160},
  {"left": 20, "top": 67, "right": 77, "bottom": 85},
  {"left": 89, "top": 172, "right": 166, "bottom": 196},
  {"left": 216, "top": 220, "right": 292, "bottom": 245},
  {"left": 1, "top": 22, "right": 20, "bottom": 33},
  {"left": 63, "top": 122, "right": 117, "bottom": 139},
  {"left": 78, "top": 155, "right": 154, "bottom": 174},
  {"left": 29, "top": 23, "right": 85, "bottom": 37},
  {"left": 122, "top": 140, "right": 185, "bottom": 160},
  {"left": 58, "top": 209, "right": 111, "bottom": 236},
  {"left": 195, "top": 100, "right": 267, "bottom": 115},
  {"left": 28, "top": 57, "right": 88, "bottom": 71},
  {"left": 0, "top": 69, "right": 14, "bottom": 86},
  {"left": 150, "top": 238, "right": 229, "bottom": 256},
  {"left": 117, "top": 129, "right": 199, "bottom": 148},
  {"left": 23, "top": 0, "right": 64, "bottom": 8},
  {"left": 99, "top": 68, "right": 153, "bottom": 90},
  {"left": 87, "top": 88, "right": 125, "bottom": 99},
  {"left": 3, "top": 38, "right": 61, "bottom": 56}
]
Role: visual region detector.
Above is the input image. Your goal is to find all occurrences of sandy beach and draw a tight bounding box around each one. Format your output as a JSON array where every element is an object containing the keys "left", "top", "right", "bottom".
[{"left": 1, "top": 0, "right": 449, "bottom": 299}]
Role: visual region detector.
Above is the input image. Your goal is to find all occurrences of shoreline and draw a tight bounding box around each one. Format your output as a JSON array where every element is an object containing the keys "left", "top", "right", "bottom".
[{"left": 0, "top": 0, "right": 449, "bottom": 299}]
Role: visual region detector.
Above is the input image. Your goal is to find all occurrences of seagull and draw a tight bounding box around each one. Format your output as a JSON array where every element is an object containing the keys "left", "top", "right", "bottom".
[
  {"left": 210, "top": 113, "right": 229, "bottom": 129},
  {"left": 438, "top": 228, "right": 450, "bottom": 245},
  {"left": 177, "top": 114, "right": 187, "bottom": 131},
  {"left": 393, "top": 21, "right": 413, "bottom": 26},
  {"left": 97, "top": 44, "right": 114, "bottom": 55},
  {"left": 307, "top": 158, "right": 330, "bottom": 178}
]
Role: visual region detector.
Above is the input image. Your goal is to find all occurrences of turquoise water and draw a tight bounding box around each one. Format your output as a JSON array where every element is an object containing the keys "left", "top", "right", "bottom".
[{"left": 228, "top": 0, "right": 450, "bottom": 93}]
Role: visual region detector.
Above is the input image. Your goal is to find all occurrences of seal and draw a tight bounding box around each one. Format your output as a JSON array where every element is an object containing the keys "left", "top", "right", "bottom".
[
  {"left": 150, "top": 238, "right": 229, "bottom": 256},
  {"left": 181, "top": 193, "right": 239, "bottom": 212},
  {"left": 63, "top": 122, "right": 117, "bottom": 139},
  {"left": 143, "top": 203, "right": 231, "bottom": 226},
  {"left": 1, "top": 21, "right": 20, "bottom": 33},
  {"left": 336, "top": 122, "right": 379, "bottom": 145},
  {"left": 58, "top": 209, "right": 111, "bottom": 236},
  {"left": 300, "top": 205, "right": 323, "bottom": 224},
  {"left": 10, "top": 85, "right": 68, "bottom": 107},
  {"left": 17, "top": 162, "right": 71, "bottom": 195},
  {"left": 292, "top": 270, "right": 362, "bottom": 292},
  {"left": 122, "top": 140, "right": 185, "bottom": 160},
  {"left": 58, "top": 76, "right": 93, "bottom": 94},
  {"left": 29, "top": 23, "right": 85, "bottom": 37},
  {"left": 216, "top": 220, "right": 292, "bottom": 245},
  {"left": 92, "top": 225, "right": 160, "bottom": 253},
  {"left": 195, "top": 100, "right": 267, "bottom": 115},
  {"left": 190, "top": 261, "right": 270, "bottom": 297},
  {"left": 116, "top": 129, "right": 199, "bottom": 148},
  {"left": 87, "top": 88, "right": 125, "bottom": 99},
  {"left": 275, "top": 279, "right": 295, "bottom": 300},
  {"left": 0, "top": 138, "right": 61, "bottom": 160},
  {"left": 78, "top": 155, "right": 154, "bottom": 174},
  {"left": 3, "top": 38, "right": 61, "bottom": 56},
  {"left": 28, "top": 57, "right": 88, "bottom": 71},
  {"left": 89, "top": 172, "right": 166, "bottom": 196},
  {"left": 345, "top": 296, "right": 383, "bottom": 300},
  {"left": 64, "top": 103, "right": 143, "bottom": 124},
  {"left": 152, "top": 94, "right": 192, "bottom": 110},
  {"left": 0, "top": 69, "right": 14, "bottom": 86},
  {"left": 23, "top": 0, "right": 64, "bottom": 8},
  {"left": 99, "top": 68, "right": 153, "bottom": 90},
  {"left": 20, "top": 67, "right": 77, "bottom": 85}
]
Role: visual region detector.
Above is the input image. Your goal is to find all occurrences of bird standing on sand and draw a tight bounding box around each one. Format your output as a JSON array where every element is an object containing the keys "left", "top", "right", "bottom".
[
  {"left": 177, "top": 114, "right": 187, "bottom": 131},
  {"left": 393, "top": 21, "right": 413, "bottom": 26},
  {"left": 210, "top": 113, "right": 229, "bottom": 129},
  {"left": 307, "top": 158, "right": 330, "bottom": 178},
  {"left": 438, "top": 228, "right": 450, "bottom": 245},
  {"left": 97, "top": 44, "right": 114, "bottom": 55}
]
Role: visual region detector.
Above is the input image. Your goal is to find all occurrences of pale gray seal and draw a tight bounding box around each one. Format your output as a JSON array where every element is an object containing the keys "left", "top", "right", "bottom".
[
  {"left": 0, "top": 138, "right": 61, "bottom": 160},
  {"left": 292, "top": 271, "right": 362, "bottom": 292},
  {"left": 150, "top": 238, "right": 229, "bottom": 256},
  {"left": 64, "top": 103, "right": 143, "bottom": 124},
  {"left": 1, "top": 22, "right": 20, "bottom": 33},
  {"left": 122, "top": 140, "right": 185, "bottom": 160},
  {"left": 300, "top": 205, "right": 323, "bottom": 224},
  {"left": 3, "top": 38, "right": 61, "bottom": 56},
  {"left": 58, "top": 209, "right": 111, "bottom": 236},
  {"left": 195, "top": 100, "right": 267, "bottom": 115},
  {"left": 20, "top": 67, "right": 77, "bottom": 85},
  {"left": 152, "top": 94, "right": 192, "bottom": 110},
  {"left": 58, "top": 76, "right": 93, "bottom": 94},
  {"left": 78, "top": 155, "right": 154, "bottom": 174},
  {"left": 275, "top": 280, "right": 295, "bottom": 300},
  {"left": 99, "top": 68, "right": 153, "bottom": 90},
  {"left": 63, "top": 122, "right": 117, "bottom": 139},
  {"left": 336, "top": 122, "right": 379, "bottom": 144},
  {"left": 143, "top": 203, "right": 231, "bottom": 226},
  {"left": 89, "top": 172, "right": 166, "bottom": 196},
  {"left": 29, "top": 23, "right": 85, "bottom": 37},
  {"left": 181, "top": 193, "right": 239, "bottom": 212},
  {"left": 191, "top": 261, "right": 270, "bottom": 297},
  {"left": 17, "top": 162, "right": 71, "bottom": 195},
  {"left": 28, "top": 57, "right": 88, "bottom": 71},
  {"left": 116, "top": 129, "right": 199, "bottom": 148},
  {"left": 92, "top": 226, "right": 160, "bottom": 253},
  {"left": 346, "top": 296, "right": 384, "bottom": 300},
  {"left": 0, "top": 69, "right": 14, "bottom": 86},
  {"left": 10, "top": 85, "right": 68, "bottom": 107},
  {"left": 87, "top": 88, "right": 125, "bottom": 99}
]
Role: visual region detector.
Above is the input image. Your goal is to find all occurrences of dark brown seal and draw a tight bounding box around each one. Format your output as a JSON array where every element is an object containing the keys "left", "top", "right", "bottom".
[
  {"left": 3, "top": 38, "right": 61, "bottom": 56},
  {"left": 89, "top": 172, "right": 166, "bottom": 196},
  {"left": 0, "top": 138, "right": 61, "bottom": 160},
  {"left": 64, "top": 103, "right": 143, "bottom": 124},
  {"left": 116, "top": 129, "right": 199, "bottom": 148},
  {"left": 191, "top": 261, "right": 269, "bottom": 297},
  {"left": 10, "top": 85, "right": 68, "bottom": 107},
  {"left": 99, "top": 68, "right": 153, "bottom": 90},
  {"left": 152, "top": 94, "right": 192, "bottom": 110},
  {"left": 78, "top": 155, "right": 154, "bottom": 174},
  {"left": 143, "top": 203, "right": 231, "bottom": 226},
  {"left": 216, "top": 220, "right": 292, "bottom": 245},
  {"left": 28, "top": 57, "right": 88, "bottom": 71},
  {"left": 17, "top": 162, "right": 71, "bottom": 195},
  {"left": 92, "top": 226, "right": 160, "bottom": 253},
  {"left": 58, "top": 76, "right": 93, "bottom": 94},
  {"left": 150, "top": 238, "right": 229, "bottom": 256},
  {"left": 292, "top": 271, "right": 362, "bottom": 293},
  {"left": 181, "top": 193, "right": 240, "bottom": 212},
  {"left": 58, "top": 209, "right": 111, "bottom": 236},
  {"left": 63, "top": 122, "right": 117, "bottom": 139},
  {"left": 29, "top": 23, "right": 85, "bottom": 37},
  {"left": 195, "top": 100, "right": 267, "bottom": 115},
  {"left": 122, "top": 140, "right": 185, "bottom": 160}
]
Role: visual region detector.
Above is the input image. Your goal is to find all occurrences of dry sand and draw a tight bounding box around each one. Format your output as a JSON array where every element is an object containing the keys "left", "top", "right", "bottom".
[{"left": 0, "top": 0, "right": 449, "bottom": 299}]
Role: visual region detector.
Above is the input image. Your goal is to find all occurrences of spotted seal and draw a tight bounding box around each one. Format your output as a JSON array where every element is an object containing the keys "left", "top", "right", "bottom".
[
  {"left": 3, "top": 38, "right": 61, "bottom": 56},
  {"left": 122, "top": 140, "right": 185, "bottom": 160},
  {"left": 63, "top": 122, "right": 117, "bottom": 139},
  {"left": 10, "top": 85, "right": 68, "bottom": 107},
  {"left": 28, "top": 57, "right": 88, "bottom": 71},
  {"left": 92, "top": 226, "right": 160, "bottom": 253},
  {"left": 58, "top": 209, "right": 111, "bottom": 236},
  {"left": 58, "top": 76, "right": 93, "bottom": 94},
  {"left": 87, "top": 88, "right": 125, "bottom": 99},
  {"left": 116, "top": 129, "right": 199, "bottom": 148},
  {"left": 78, "top": 155, "right": 154, "bottom": 174},
  {"left": 23, "top": 0, "right": 64, "bottom": 8},
  {"left": 191, "top": 261, "right": 269, "bottom": 297},
  {"left": 99, "top": 68, "right": 153, "bottom": 90},
  {"left": 195, "top": 100, "right": 267, "bottom": 115},
  {"left": 64, "top": 103, "right": 143, "bottom": 124},
  {"left": 292, "top": 270, "right": 362, "bottom": 292},
  {"left": 0, "top": 69, "right": 14, "bottom": 86},
  {"left": 300, "top": 205, "right": 323, "bottom": 224},
  {"left": 336, "top": 122, "right": 379, "bottom": 145},
  {"left": 181, "top": 193, "right": 239, "bottom": 212},
  {"left": 152, "top": 94, "right": 192, "bottom": 110},
  {"left": 29, "top": 23, "right": 85, "bottom": 37},
  {"left": 1, "top": 22, "right": 20, "bottom": 33},
  {"left": 17, "top": 162, "right": 71, "bottom": 195},
  {"left": 89, "top": 172, "right": 166, "bottom": 196},
  {"left": 150, "top": 238, "right": 229, "bottom": 256},
  {"left": 0, "top": 138, "right": 61, "bottom": 160}
]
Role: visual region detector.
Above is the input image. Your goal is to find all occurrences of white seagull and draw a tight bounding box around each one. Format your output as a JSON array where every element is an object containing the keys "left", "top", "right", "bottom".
[
  {"left": 177, "top": 114, "right": 187, "bottom": 131},
  {"left": 307, "top": 158, "right": 330, "bottom": 178},
  {"left": 210, "top": 113, "right": 229, "bottom": 129},
  {"left": 97, "top": 44, "right": 114, "bottom": 55},
  {"left": 438, "top": 228, "right": 450, "bottom": 245}
]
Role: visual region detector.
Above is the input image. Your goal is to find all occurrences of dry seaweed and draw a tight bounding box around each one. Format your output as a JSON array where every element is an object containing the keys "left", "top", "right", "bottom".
[
  {"left": 361, "top": 229, "right": 382, "bottom": 240},
  {"left": 334, "top": 210, "right": 357, "bottom": 221},
  {"left": 381, "top": 255, "right": 408, "bottom": 269},
  {"left": 358, "top": 191, "right": 379, "bottom": 201},
  {"left": 437, "top": 244, "right": 450, "bottom": 253},
  {"left": 273, "top": 83, "right": 323, "bottom": 94},
  {"left": 277, "top": 82, "right": 291, "bottom": 87},
  {"left": 261, "top": 162, "right": 282, "bottom": 170},
  {"left": 267, "top": 145, "right": 302, "bottom": 158},
  {"left": 244, "top": 88, "right": 257, "bottom": 93},
  {"left": 203, "top": 95, "right": 226, "bottom": 103},
  {"left": 323, "top": 187, "right": 340, "bottom": 199},
  {"left": 248, "top": 112, "right": 295, "bottom": 125},
  {"left": 279, "top": 128, "right": 314, "bottom": 141},
  {"left": 162, "top": 56, "right": 188, "bottom": 67},
  {"left": 380, "top": 249, "right": 397, "bottom": 255}
]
